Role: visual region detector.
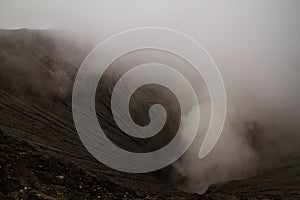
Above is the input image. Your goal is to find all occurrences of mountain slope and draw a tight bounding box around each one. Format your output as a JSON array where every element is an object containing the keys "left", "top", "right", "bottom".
[{"left": 0, "top": 29, "right": 299, "bottom": 200}]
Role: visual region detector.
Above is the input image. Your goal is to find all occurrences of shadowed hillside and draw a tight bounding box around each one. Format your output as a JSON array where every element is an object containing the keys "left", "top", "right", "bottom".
[{"left": 0, "top": 29, "right": 299, "bottom": 200}]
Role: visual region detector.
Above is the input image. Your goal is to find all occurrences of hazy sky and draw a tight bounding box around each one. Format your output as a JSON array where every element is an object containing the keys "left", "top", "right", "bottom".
[
  {"left": 1, "top": 0, "right": 300, "bottom": 110},
  {"left": 1, "top": 0, "right": 299, "bottom": 92},
  {"left": 1, "top": 1, "right": 299, "bottom": 39},
  {"left": 0, "top": 0, "right": 299, "bottom": 104}
]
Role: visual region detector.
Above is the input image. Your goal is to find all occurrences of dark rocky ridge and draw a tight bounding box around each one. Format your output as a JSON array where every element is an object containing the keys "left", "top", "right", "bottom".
[
  {"left": 0, "top": 28, "right": 201, "bottom": 199},
  {"left": 0, "top": 29, "right": 300, "bottom": 199}
]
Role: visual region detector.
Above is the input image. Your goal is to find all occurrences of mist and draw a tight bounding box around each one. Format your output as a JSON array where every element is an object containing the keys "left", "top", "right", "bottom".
[{"left": 1, "top": 0, "right": 300, "bottom": 195}]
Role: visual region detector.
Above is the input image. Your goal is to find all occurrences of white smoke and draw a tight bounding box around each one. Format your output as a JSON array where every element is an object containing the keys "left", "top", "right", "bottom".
[{"left": 1, "top": 0, "right": 300, "bottom": 194}]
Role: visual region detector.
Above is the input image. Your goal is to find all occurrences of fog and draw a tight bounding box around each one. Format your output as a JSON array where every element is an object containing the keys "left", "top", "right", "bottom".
[{"left": 1, "top": 0, "right": 300, "bottom": 194}]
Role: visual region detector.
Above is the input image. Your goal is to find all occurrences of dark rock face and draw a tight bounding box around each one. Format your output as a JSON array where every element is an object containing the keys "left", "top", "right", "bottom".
[
  {"left": 0, "top": 128, "right": 202, "bottom": 199},
  {"left": 0, "top": 29, "right": 200, "bottom": 199},
  {"left": 0, "top": 29, "right": 300, "bottom": 200}
]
